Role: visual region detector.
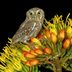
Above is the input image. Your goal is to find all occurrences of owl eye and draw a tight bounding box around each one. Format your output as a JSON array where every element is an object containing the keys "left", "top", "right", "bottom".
[
  {"left": 38, "top": 12, "right": 40, "bottom": 14},
  {"left": 29, "top": 12, "right": 33, "bottom": 15}
]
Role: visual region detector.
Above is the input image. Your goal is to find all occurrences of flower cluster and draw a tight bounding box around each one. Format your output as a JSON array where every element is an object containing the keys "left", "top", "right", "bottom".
[
  {"left": 0, "top": 14, "right": 72, "bottom": 72},
  {"left": 22, "top": 37, "right": 52, "bottom": 66}
]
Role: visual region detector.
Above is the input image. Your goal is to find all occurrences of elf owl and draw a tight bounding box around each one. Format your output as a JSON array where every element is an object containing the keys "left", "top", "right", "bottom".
[{"left": 12, "top": 7, "right": 45, "bottom": 44}]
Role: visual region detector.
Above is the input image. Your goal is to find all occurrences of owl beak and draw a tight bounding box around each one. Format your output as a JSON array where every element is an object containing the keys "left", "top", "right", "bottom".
[
  {"left": 34, "top": 16, "right": 36, "bottom": 18},
  {"left": 33, "top": 16, "right": 37, "bottom": 20}
]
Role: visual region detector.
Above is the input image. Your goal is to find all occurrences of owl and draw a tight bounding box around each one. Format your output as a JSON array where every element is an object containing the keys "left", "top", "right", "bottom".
[{"left": 12, "top": 7, "right": 45, "bottom": 44}]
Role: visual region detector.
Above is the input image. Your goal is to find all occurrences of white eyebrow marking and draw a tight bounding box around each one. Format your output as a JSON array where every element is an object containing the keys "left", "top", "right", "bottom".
[
  {"left": 30, "top": 10, "right": 34, "bottom": 14},
  {"left": 36, "top": 10, "right": 40, "bottom": 14}
]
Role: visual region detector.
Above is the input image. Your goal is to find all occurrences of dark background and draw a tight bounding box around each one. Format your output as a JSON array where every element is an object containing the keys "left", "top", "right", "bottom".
[{"left": 0, "top": 0, "right": 72, "bottom": 72}]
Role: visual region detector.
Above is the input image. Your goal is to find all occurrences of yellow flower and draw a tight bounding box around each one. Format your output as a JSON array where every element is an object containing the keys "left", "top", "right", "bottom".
[
  {"left": 68, "top": 19, "right": 72, "bottom": 26},
  {"left": 17, "top": 51, "right": 27, "bottom": 61},
  {"left": 8, "top": 38, "right": 12, "bottom": 44},
  {"left": 30, "top": 37, "right": 42, "bottom": 46},
  {"left": 0, "top": 64, "right": 6, "bottom": 70},
  {"left": 22, "top": 45, "right": 31, "bottom": 52},
  {"left": 10, "top": 49, "right": 17, "bottom": 56},
  {"left": 11, "top": 57, "right": 22, "bottom": 71},
  {"left": 5, "top": 64, "right": 14, "bottom": 72},
  {"left": 53, "top": 15, "right": 62, "bottom": 24},
  {"left": 49, "top": 24, "right": 57, "bottom": 36},
  {"left": 66, "top": 19, "right": 72, "bottom": 38},
  {"left": 0, "top": 54, "right": 6, "bottom": 62},
  {"left": 66, "top": 26, "right": 72, "bottom": 38},
  {"left": 3, "top": 46, "right": 10, "bottom": 56}
]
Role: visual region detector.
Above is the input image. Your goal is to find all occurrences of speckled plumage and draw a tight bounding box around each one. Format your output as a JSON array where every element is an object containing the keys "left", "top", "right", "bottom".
[{"left": 12, "top": 7, "right": 45, "bottom": 44}]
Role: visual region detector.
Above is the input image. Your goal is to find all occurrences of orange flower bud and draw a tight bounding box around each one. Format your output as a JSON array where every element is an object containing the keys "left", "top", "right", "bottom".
[
  {"left": 25, "top": 61, "right": 31, "bottom": 66},
  {"left": 24, "top": 53, "right": 35, "bottom": 58},
  {"left": 70, "top": 37, "right": 72, "bottom": 45},
  {"left": 37, "top": 34, "right": 44, "bottom": 39},
  {"left": 44, "top": 48, "right": 52, "bottom": 55},
  {"left": 63, "top": 39, "right": 70, "bottom": 49},
  {"left": 50, "top": 32, "right": 57, "bottom": 43},
  {"left": 34, "top": 45, "right": 41, "bottom": 49},
  {"left": 34, "top": 49, "right": 43, "bottom": 55},
  {"left": 29, "top": 59, "right": 39, "bottom": 66},
  {"left": 30, "top": 50, "right": 38, "bottom": 56},
  {"left": 30, "top": 37, "right": 42, "bottom": 46},
  {"left": 58, "top": 29, "right": 65, "bottom": 40},
  {"left": 45, "top": 30, "right": 50, "bottom": 38},
  {"left": 22, "top": 51, "right": 28, "bottom": 56}
]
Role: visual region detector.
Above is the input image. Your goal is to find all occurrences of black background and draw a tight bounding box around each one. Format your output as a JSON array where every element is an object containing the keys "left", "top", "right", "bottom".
[{"left": 0, "top": 0, "right": 72, "bottom": 72}]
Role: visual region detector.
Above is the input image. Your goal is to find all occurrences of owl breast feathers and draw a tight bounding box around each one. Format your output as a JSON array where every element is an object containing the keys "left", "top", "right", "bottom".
[{"left": 12, "top": 7, "right": 45, "bottom": 44}]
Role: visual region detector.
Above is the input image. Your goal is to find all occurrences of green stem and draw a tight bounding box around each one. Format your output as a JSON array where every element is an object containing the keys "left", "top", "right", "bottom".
[{"left": 53, "top": 58, "right": 62, "bottom": 72}]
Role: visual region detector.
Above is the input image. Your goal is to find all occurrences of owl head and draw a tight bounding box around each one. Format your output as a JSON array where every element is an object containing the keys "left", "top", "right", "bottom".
[{"left": 26, "top": 7, "right": 45, "bottom": 22}]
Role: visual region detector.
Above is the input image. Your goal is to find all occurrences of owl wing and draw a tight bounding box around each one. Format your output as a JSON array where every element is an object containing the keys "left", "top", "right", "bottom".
[{"left": 12, "top": 20, "right": 39, "bottom": 43}]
